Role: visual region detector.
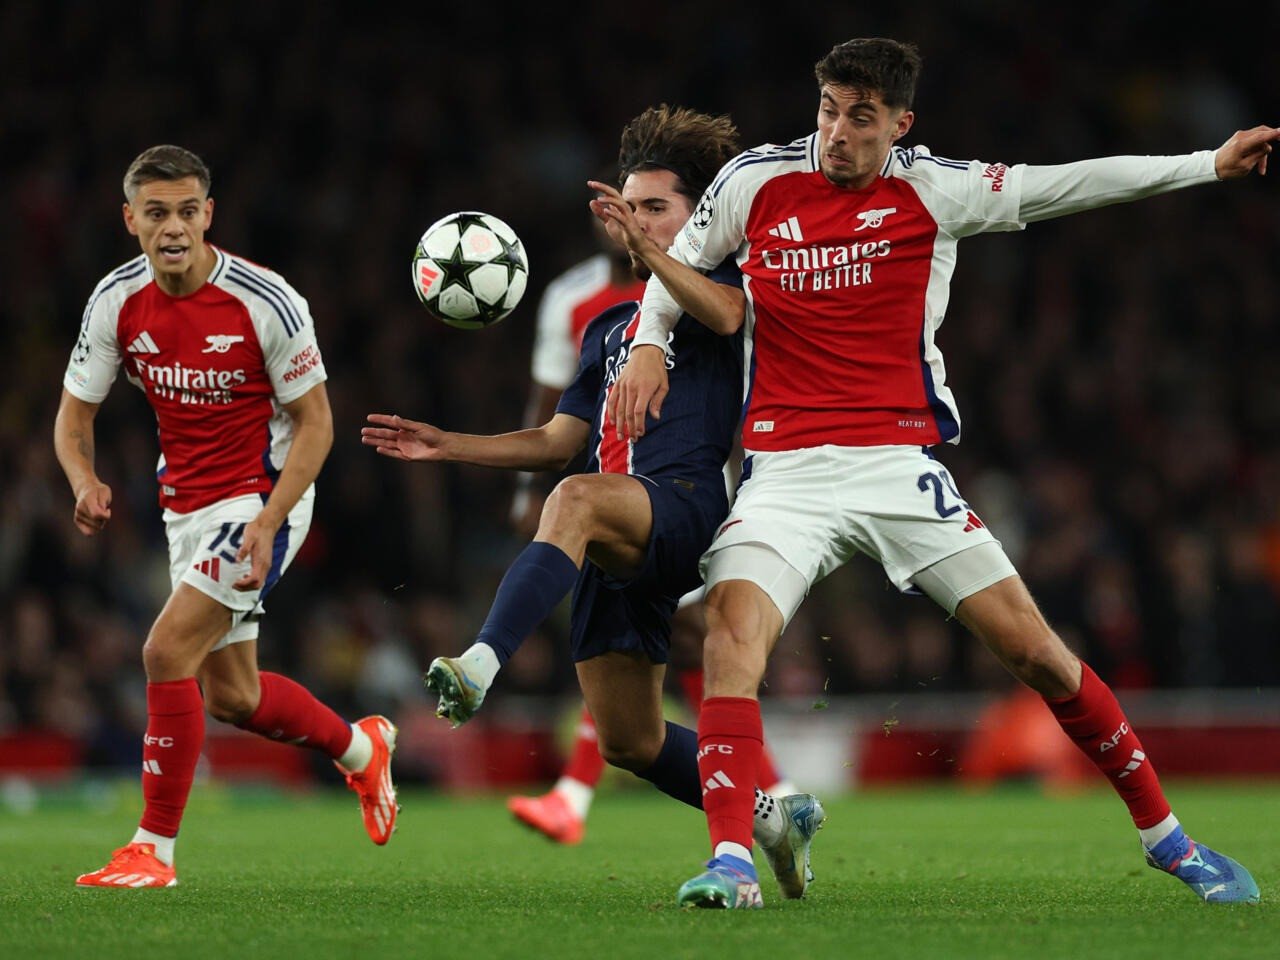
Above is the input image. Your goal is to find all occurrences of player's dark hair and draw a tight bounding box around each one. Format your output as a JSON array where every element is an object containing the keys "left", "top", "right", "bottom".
[
  {"left": 123, "top": 145, "right": 211, "bottom": 201},
  {"left": 815, "top": 38, "right": 922, "bottom": 110},
  {"left": 617, "top": 105, "right": 740, "bottom": 202}
]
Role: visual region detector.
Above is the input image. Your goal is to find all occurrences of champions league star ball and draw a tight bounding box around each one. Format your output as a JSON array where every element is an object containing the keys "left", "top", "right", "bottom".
[{"left": 412, "top": 211, "right": 529, "bottom": 329}]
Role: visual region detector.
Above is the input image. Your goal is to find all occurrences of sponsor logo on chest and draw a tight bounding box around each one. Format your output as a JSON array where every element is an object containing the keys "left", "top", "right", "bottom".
[
  {"left": 758, "top": 209, "right": 894, "bottom": 295},
  {"left": 128, "top": 330, "right": 249, "bottom": 405}
]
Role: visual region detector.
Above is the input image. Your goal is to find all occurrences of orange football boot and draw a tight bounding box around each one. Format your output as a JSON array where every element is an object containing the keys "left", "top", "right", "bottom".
[
  {"left": 507, "top": 790, "right": 585, "bottom": 845},
  {"left": 76, "top": 842, "right": 177, "bottom": 888},
  {"left": 337, "top": 715, "right": 399, "bottom": 845}
]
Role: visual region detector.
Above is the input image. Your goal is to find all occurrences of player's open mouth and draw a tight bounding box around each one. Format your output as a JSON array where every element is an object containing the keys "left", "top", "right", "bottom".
[{"left": 159, "top": 245, "right": 187, "bottom": 262}]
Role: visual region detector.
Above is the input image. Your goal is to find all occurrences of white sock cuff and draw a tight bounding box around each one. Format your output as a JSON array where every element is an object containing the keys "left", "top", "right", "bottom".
[
  {"left": 338, "top": 723, "right": 373, "bottom": 772},
  {"left": 1139, "top": 812, "right": 1180, "bottom": 849}
]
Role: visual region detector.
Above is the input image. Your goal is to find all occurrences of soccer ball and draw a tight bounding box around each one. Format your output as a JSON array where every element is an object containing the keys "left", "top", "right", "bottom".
[{"left": 411, "top": 211, "right": 529, "bottom": 329}]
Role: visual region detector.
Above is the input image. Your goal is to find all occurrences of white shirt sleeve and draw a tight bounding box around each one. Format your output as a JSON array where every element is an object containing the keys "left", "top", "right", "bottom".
[
  {"left": 63, "top": 284, "right": 124, "bottom": 403},
  {"left": 1017, "top": 150, "right": 1219, "bottom": 223},
  {"left": 253, "top": 270, "right": 328, "bottom": 404}
]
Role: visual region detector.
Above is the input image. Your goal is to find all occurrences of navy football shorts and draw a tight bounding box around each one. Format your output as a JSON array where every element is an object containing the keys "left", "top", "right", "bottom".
[{"left": 568, "top": 474, "right": 727, "bottom": 664}]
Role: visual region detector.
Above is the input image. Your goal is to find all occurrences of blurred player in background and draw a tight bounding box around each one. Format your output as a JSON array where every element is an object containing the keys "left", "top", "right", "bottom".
[
  {"left": 364, "top": 106, "right": 822, "bottom": 904},
  {"left": 607, "top": 38, "right": 1272, "bottom": 907},
  {"left": 56, "top": 145, "right": 397, "bottom": 889},
  {"left": 507, "top": 180, "right": 793, "bottom": 848}
]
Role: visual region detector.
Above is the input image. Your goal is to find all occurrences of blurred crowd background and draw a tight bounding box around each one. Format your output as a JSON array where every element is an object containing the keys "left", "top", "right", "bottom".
[{"left": 2, "top": 2, "right": 1278, "bottom": 779}]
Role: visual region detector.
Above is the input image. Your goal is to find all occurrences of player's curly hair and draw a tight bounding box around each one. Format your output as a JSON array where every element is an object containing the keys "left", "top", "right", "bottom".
[
  {"left": 815, "top": 38, "right": 922, "bottom": 110},
  {"left": 617, "top": 105, "right": 740, "bottom": 202},
  {"left": 123, "top": 145, "right": 211, "bottom": 201}
]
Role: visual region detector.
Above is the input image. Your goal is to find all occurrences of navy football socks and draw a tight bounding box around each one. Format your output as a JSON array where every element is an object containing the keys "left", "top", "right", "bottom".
[
  {"left": 476, "top": 541, "right": 580, "bottom": 666},
  {"left": 636, "top": 721, "right": 702, "bottom": 809}
]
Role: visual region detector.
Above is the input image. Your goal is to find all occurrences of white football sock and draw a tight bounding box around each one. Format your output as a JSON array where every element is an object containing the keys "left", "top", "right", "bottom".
[
  {"left": 713, "top": 841, "right": 754, "bottom": 865},
  {"left": 458, "top": 643, "right": 502, "bottom": 690},
  {"left": 553, "top": 777, "right": 594, "bottom": 819},
  {"left": 1139, "top": 812, "right": 1181, "bottom": 849},
  {"left": 132, "top": 827, "right": 176, "bottom": 866},
  {"left": 338, "top": 723, "right": 373, "bottom": 773}
]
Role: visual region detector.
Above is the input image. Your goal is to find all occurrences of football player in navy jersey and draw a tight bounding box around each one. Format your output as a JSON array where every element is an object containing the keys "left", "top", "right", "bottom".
[
  {"left": 606, "top": 38, "right": 1273, "bottom": 907},
  {"left": 363, "top": 106, "right": 824, "bottom": 904}
]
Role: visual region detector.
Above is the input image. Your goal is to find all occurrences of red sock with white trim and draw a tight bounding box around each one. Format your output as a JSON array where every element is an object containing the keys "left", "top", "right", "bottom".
[
  {"left": 138, "top": 678, "right": 205, "bottom": 850},
  {"left": 1044, "top": 661, "right": 1171, "bottom": 828},
  {"left": 237, "top": 672, "right": 356, "bottom": 762},
  {"left": 698, "top": 697, "right": 762, "bottom": 860}
]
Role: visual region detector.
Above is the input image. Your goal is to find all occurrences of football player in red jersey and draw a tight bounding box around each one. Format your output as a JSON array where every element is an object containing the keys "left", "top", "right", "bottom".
[
  {"left": 366, "top": 107, "right": 822, "bottom": 906},
  {"left": 55, "top": 145, "right": 398, "bottom": 888},
  {"left": 606, "top": 39, "right": 1274, "bottom": 906}
]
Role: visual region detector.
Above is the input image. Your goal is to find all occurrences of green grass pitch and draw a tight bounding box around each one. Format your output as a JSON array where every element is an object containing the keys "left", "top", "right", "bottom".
[{"left": 1, "top": 781, "right": 1274, "bottom": 959}]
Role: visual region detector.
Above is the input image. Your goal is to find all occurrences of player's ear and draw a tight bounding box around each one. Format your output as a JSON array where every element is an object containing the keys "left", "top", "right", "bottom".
[
  {"left": 891, "top": 110, "right": 915, "bottom": 143},
  {"left": 204, "top": 196, "right": 214, "bottom": 231},
  {"left": 122, "top": 202, "right": 139, "bottom": 236}
]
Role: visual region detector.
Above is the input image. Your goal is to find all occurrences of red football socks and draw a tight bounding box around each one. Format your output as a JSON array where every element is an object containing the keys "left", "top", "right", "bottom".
[
  {"left": 1045, "top": 661, "right": 1171, "bottom": 828},
  {"left": 139, "top": 678, "right": 205, "bottom": 838},
  {"left": 238, "top": 671, "right": 353, "bottom": 759},
  {"left": 563, "top": 705, "right": 607, "bottom": 787},
  {"left": 677, "top": 667, "right": 705, "bottom": 710},
  {"left": 698, "top": 697, "right": 762, "bottom": 851}
]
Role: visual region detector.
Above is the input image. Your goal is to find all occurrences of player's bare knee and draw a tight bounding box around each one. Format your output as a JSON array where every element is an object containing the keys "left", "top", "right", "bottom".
[
  {"left": 141, "top": 634, "right": 191, "bottom": 682},
  {"left": 541, "top": 476, "right": 600, "bottom": 536}
]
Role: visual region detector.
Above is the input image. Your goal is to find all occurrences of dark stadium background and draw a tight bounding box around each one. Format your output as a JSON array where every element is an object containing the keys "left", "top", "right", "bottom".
[{"left": 2, "top": 2, "right": 1277, "bottom": 790}]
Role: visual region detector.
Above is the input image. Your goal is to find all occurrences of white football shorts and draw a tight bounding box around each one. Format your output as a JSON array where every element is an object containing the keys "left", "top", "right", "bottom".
[
  {"left": 700, "top": 445, "right": 1016, "bottom": 622},
  {"left": 164, "top": 491, "right": 315, "bottom": 650}
]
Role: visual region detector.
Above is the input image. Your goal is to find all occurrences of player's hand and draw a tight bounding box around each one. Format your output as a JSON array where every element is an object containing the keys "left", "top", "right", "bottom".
[
  {"left": 607, "top": 344, "right": 668, "bottom": 440},
  {"left": 73, "top": 480, "right": 112, "bottom": 536},
  {"left": 362, "top": 414, "right": 451, "bottom": 461},
  {"left": 1214, "top": 125, "right": 1280, "bottom": 179},
  {"left": 233, "top": 515, "right": 279, "bottom": 591},
  {"left": 588, "top": 180, "right": 654, "bottom": 258}
]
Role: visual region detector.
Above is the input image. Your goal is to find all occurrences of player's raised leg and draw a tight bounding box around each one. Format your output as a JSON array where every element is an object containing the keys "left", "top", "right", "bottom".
[
  {"left": 427, "top": 473, "right": 652, "bottom": 725},
  {"left": 200, "top": 641, "right": 398, "bottom": 846},
  {"left": 955, "top": 573, "right": 1259, "bottom": 904}
]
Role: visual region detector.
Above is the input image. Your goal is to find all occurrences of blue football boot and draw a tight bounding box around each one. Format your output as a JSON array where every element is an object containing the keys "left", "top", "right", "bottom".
[
  {"left": 1145, "top": 826, "right": 1260, "bottom": 903},
  {"left": 677, "top": 854, "right": 763, "bottom": 909}
]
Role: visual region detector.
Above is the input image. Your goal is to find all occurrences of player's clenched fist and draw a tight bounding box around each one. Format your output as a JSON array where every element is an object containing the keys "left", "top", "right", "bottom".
[
  {"left": 73, "top": 481, "right": 112, "bottom": 536},
  {"left": 607, "top": 344, "right": 669, "bottom": 440}
]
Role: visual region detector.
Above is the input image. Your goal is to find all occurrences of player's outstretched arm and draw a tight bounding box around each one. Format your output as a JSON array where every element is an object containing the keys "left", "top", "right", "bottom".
[
  {"left": 53, "top": 389, "right": 112, "bottom": 536},
  {"left": 1215, "top": 125, "right": 1280, "bottom": 179},
  {"left": 607, "top": 344, "right": 668, "bottom": 441},
  {"left": 363, "top": 412, "right": 589, "bottom": 472},
  {"left": 589, "top": 180, "right": 745, "bottom": 334}
]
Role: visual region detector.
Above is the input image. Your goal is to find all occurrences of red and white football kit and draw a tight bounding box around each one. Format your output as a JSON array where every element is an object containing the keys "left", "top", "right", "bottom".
[
  {"left": 634, "top": 137, "right": 1218, "bottom": 608},
  {"left": 64, "top": 246, "right": 329, "bottom": 645},
  {"left": 635, "top": 136, "right": 1223, "bottom": 868}
]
